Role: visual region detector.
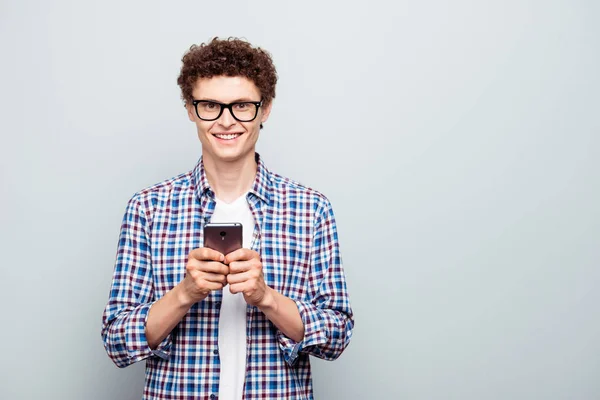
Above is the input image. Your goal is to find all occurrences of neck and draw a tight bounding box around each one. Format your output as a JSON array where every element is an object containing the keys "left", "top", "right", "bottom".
[{"left": 203, "top": 152, "right": 257, "bottom": 203}]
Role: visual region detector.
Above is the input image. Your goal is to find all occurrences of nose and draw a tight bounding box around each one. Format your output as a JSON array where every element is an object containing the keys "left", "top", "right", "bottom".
[{"left": 217, "top": 107, "right": 236, "bottom": 128}]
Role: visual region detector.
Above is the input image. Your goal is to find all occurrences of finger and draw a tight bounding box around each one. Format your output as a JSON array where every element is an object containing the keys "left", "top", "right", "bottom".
[
  {"left": 227, "top": 270, "right": 253, "bottom": 285},
  {"left": 190, "top": 247, "right": 225, "bottom": 262},
  {"left": 204, "top": 281, "right": 225, "bottom": 291},
  {"left": 188, "top": 259, "right": 229, "bottom": 275},
  {"left": 224, "top": 248, "right": 257, "bottom": 263},
  {"left": 229, "top": 282, "right": 245, "bottom": 295},
  {"left": 231, "top": 258, "right": 263, "bottom": 274},
  {"left": 201, "top": 261, "right": 230, "bottom": 275},
  {"left": 202, "top": 272, "right": 228, "bottom": 284},
  {"left": 228, "top": 260, "right": 253, "bottom": 274}
]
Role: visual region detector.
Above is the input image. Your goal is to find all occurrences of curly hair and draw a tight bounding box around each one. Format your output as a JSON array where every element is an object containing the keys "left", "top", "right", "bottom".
[{"left": 177, "top": 37, "right": 278, "bottom": 106}]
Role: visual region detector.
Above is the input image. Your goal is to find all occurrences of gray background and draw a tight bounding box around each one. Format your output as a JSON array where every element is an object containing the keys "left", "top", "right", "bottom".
[{"left": 1, "top": 0, "right": 599, "bottom": 399}]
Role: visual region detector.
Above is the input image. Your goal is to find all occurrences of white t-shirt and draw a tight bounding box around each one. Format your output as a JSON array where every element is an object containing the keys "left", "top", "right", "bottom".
[{"left": 210, "top": 193, "right": 254, "bottom": 400}]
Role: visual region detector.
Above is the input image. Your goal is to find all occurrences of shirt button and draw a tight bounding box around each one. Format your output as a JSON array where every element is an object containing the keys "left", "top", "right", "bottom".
[
  {"left": 210, "top": 395, "right": 216, "bottom": 400},
  {"left": 214, "top": 301, "right": 221, "bottom": 308},
  {"left": 213, "top": 349, "right": 219, "bottom": 355}
]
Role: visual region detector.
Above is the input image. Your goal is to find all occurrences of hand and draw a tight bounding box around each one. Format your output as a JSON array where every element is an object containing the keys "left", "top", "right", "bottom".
[
  {"left": 225, "top": 248, "right": 271, "bottom": 307},
  {"left": 180, "top": 247, "right": 229, "bottom": 305}
]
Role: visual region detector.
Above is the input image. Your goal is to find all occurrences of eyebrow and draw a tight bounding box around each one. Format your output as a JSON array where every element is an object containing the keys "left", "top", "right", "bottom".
[{"left": 194, "top": 97, "right": 258, "bottom": 103}]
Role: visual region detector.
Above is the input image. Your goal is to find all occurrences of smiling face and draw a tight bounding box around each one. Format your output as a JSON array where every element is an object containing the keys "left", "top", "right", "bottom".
[{"left": 187, "top": 76, "right": 272, "bottom": 164}]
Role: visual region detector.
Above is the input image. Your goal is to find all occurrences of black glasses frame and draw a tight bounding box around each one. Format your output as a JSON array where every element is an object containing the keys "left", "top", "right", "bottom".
[{"left": 191, "top": 100, "right": 263, "bottom": 122}]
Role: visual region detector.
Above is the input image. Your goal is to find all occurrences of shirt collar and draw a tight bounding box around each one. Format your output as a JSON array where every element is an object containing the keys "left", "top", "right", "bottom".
[{"left": 192, "top": 152, "right": 272, "bottom": 204}]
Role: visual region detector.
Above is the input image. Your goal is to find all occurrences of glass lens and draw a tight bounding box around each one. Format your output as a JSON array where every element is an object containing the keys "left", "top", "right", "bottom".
[
  {"left": 196, "top": 101, "right": 222, "bottom": 120},
  {"left": 231, "top": 102, "right": 258, "bottom": 121}
]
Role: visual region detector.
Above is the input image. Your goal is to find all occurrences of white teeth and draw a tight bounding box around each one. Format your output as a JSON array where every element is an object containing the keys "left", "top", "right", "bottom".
[{"left": 215, "top": 134, "right": 240, "bottom": 140}]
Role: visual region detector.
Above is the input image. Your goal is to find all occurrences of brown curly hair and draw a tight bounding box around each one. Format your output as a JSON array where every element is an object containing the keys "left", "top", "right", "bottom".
[{"left": 177, "top": 37, "right": 278, "bottom": 106}]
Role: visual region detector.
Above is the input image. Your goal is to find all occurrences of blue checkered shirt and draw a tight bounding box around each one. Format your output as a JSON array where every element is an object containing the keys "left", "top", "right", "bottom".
[{"left": 101, "top": 154, "right": 354, "bottom": 399}]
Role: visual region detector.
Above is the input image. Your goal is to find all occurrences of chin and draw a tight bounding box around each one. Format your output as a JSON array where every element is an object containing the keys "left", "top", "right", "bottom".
[{"left": 210, "top": 147, "right": 253, "bottom": 163}]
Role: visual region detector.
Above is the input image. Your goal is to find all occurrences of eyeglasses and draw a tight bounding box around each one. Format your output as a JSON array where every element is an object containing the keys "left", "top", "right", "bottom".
[{"left": 191, "top": 100, "right": 263, "bottom": 122}]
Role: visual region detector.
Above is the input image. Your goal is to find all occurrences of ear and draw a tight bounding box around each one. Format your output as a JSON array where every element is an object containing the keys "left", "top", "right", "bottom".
[
  {"left": 260, "top": 101, "right": 273, "bottom": 124},
  {"left": 186, "top": 103, "right": 196, "bottom": 122}
]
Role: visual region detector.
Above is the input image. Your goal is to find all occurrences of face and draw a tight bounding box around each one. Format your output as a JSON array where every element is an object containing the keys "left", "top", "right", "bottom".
[{"left": 186, "top": 76, "right": 272, "bottom": 164}]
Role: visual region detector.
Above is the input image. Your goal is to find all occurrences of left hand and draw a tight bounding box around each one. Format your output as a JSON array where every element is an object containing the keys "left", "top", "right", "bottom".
[{"left": 224, "top": 248, "right": 271, "bottom": 307}]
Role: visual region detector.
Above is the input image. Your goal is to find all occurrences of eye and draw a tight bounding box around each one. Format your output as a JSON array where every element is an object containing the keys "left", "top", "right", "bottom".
[
  {"left": 204, "top": 102, "right": 218, "bottom": 110},
  {"left": 235, "top": 102, "right": 253, "bottom": 110}
]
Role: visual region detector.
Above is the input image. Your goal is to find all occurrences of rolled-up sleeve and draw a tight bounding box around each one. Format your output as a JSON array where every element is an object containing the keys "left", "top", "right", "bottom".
[
  {"left": 277, "top": 199, "right": 354, "bottom": 365},
  {"left": 101, "top": 195, "right": 172, "bottom": 368}
]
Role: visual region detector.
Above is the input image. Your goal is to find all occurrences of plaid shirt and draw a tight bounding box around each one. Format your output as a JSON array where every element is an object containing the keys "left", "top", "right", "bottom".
[{"left": 101, "top": 153, "right": 354, "bottom": 399}]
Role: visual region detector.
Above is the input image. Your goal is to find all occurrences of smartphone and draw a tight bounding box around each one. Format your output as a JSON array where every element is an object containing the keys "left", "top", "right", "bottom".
[{"left": 203, "top": 222, "right": 243, "bottom": 255}]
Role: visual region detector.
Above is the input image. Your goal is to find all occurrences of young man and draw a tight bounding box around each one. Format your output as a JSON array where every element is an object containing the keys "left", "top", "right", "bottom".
[{"left": 101, "top": 38, "right": 354, "bottom": 400}]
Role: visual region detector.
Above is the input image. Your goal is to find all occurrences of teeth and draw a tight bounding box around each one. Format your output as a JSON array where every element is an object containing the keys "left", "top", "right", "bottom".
[{"left": 215, "top": 134, "right": 240, "bottom": 140}]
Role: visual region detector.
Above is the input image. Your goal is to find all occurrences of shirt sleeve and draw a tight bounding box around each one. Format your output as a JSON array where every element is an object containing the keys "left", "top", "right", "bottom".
[
  {"left": 277, "top": 198, "right": 354, "bottom": 365},
  {"left": 101, "top": 195, "right": 172, "bottom": 368}
]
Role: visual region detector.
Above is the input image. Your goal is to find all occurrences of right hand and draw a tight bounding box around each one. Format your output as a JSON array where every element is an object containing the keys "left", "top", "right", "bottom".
[{"left": 180, "top": 247, "right": 229, "bottom": 304}]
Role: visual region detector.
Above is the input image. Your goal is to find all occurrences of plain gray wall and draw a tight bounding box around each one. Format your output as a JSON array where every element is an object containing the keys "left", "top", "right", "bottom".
[{"left": 1, "top": 0, "right": 599, "bottom": 399}]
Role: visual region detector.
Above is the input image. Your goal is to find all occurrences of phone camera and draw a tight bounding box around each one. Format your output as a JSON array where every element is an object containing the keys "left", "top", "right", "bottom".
[{"left": 220, "top": 231, "right": 226, "bottom": 237}]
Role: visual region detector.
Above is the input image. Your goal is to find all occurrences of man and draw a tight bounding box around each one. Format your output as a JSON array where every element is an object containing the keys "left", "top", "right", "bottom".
[{"left": 102, "top": 37, "right": 354, "bottom": 400}]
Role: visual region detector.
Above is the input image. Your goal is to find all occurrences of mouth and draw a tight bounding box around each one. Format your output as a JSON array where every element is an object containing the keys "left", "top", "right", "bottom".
[{"left": 212, "top": 132, "right": 243, "bottom": 141}]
